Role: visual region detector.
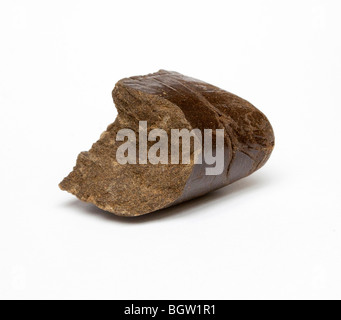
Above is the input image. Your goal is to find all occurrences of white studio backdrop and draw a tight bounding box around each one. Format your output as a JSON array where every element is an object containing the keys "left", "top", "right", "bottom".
[{"left": 0, "top": 0, "right": 340, "bottom": 300}]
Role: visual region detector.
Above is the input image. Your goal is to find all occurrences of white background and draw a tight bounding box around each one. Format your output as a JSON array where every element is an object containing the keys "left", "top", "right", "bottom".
[{"left": 0, "top": 0, "right": 340, "bottom": 300}]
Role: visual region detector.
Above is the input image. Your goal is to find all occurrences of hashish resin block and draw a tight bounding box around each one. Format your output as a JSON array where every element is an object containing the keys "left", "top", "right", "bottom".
[{"left": 60, "top": 70, "right": 274, "bottom": 217}]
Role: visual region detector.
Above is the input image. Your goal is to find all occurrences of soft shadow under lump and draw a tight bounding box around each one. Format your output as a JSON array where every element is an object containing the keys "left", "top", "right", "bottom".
[{"left": 61, "top": 174, "right": 270, "bottom": 224}]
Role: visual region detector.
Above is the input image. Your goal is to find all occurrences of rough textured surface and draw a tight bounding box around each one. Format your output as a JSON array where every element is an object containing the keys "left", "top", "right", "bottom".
[{"left": 60, "top": 70, "right": 275, "bottom": 217}]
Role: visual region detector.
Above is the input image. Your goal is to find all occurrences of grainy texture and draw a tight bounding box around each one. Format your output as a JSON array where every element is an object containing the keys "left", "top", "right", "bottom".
[{"left": 60, "top": 70, "right": 275, "bottom": 217}]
